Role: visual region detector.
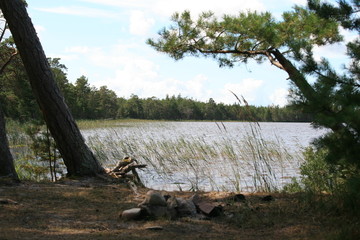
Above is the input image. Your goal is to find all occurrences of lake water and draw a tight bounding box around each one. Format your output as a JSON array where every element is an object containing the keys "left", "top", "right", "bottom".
[{"left": 83, "top": 121, "right": 328, "bottom": 192}]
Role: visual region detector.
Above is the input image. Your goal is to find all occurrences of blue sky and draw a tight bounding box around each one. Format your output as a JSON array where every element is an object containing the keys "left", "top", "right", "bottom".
[{"left": 25, "top": 0, "right": 350, "bottom": 106}]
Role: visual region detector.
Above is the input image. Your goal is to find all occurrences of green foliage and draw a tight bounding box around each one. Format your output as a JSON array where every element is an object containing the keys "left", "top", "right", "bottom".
[
  {"left": 15, "top": 158, "right": 49, "bottom": 181},
  {"left": 282, "top": 177, "right": 303, "bottom": 193},
  {"left": 283, "top": 145, "right": 360, "bottom": 218},
  {"left": 342, "top": 175, "right": 360, "bottom": 216},
  {"left": 24, "top": 123, "right": 63, "bottom": 181},
  {"left": 147, "top": 7, "right": 340, "bottom": 68},
  {"left": 299, "top": 147, "right": 345, "bottom": 194},
  {"left": 0, "top": 39, "right": 40, "bottom": 121},
  {"left": 299, "top": 0, "right": 360, "bottom": 171},
  {"left": 5, "top": 120, "right": 64, "bottom": 181},
  {"left": 308, "top": 0, "right": 360, "bottom": 31}
]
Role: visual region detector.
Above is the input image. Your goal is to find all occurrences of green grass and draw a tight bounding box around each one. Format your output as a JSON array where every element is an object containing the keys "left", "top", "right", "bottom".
[{"left": 76, "top": 118, "right": 160, "bottom": 129}]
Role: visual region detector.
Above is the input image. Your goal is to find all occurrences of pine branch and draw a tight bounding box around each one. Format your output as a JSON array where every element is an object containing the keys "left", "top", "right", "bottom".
[{"left": 0, "top": 48, "right": 17, "bottom": 75}]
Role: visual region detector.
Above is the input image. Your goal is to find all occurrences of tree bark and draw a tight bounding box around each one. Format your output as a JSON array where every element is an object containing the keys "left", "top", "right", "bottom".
[
  {"left": 0, "top": 106, "right": 19, "bottom": 181},
  {"left": 269, "top": 49, "right": 345, "bottom": 132},
  {"left": 269, "top": 49, "right": 318, "bottom": 102},
  {"left": 0, "top": 0, "right": 104, "bottom": 176}
]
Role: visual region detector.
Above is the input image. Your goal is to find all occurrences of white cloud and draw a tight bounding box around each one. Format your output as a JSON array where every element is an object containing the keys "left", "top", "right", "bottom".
[
  {"left": 34, "top": 24, "right": 45, "bottom": 39},
  {"left": 340, "top": 26, "right": 358, "bottom": 45},
  {"left": 269, "top": 88, "right": 288, "bottom": 106},
  {"left": 65, "top": 46, "right": 91, "bottom": 54},
  {"left": 66, "top": 43, "right": 160, "bottom": 96},
  {"left": 65, "top": 42, "right": 213, "bottom": 100},
  {"left": 219, "top": 78, "right": 264, "bottom": 104},
  {"left": 51, "top": 54, "right": 79, "bottom": 61},
  {"left": 290, "top": 0, "right": 307, "bottom": 5},
  {"left": 79, "top": 0, "right": 146, "bottom": 8},
  {"left": 151, "top": 0, "right": 265, "bottom": 17},
  {"left": 185, "top": 74, "right": 211, "bottom": 99},
  {"left": 34, "top": 25, "right": 45, "bottom": 34},
  {"left": 60, "top": 46, "right": 101, "bottom": 62},
  {"left": 129, "top": 11, "right": 155, "bottom": 36},
  {"left": 101, "top": 69, "right": 213, "bottom": 101},
  {"left": 313, "top": 43, "right": 347, "bottom": 62},
  {"left": 310, "top": 26, "right": 358, "bottom": 71},
  {"left": 76, "top": 0, "right": 266, "bottom": 18},
  {"left": 34, "top": 6, "right": 119, "bottom": 19}
]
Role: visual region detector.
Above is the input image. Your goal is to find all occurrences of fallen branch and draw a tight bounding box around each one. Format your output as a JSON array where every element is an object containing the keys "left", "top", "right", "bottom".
[
  {"left": 112, "top": 164, "right": 147, "bottom": 176},
  {"left": 109, "top": 157, "right": 147, "bottom": 187}
]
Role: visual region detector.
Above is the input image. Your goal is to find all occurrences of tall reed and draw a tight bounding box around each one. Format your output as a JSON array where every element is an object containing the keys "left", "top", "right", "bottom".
[
  {"left": 85, "top": 121, "right": 297, "bottom": 192},
  {"left": 6, "top": 119, "right": 300, "bottom": 190}
]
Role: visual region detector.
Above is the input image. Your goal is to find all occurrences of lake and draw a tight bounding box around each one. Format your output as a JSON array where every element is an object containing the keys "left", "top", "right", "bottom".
[{"left": 83, "top": 121, "right": 328, "bottom": 192}]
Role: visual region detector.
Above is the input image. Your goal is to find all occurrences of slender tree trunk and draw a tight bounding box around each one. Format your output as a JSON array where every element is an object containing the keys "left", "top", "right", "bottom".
[
  {"left": 0, "top": 106, "right": 19, "bottom": 181},
  {"left": 270, "top": 49, "right": 345, "bottom": 132},
  {"left": 0, "top": 0, "right": 104, "bottom": 176},
  {"left": 270, "top": 49, "right": 318, "bottom": 103}
]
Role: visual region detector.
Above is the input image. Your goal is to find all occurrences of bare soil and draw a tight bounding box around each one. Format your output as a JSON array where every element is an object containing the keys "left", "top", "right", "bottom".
[{"left": 0, "top": 178, "right": 358, "bottom": 240}]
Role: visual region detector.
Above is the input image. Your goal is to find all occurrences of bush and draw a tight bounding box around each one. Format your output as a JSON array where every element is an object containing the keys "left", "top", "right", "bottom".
[
  {"left": 284, "top": 146, "right": 360, "bottom": 218},
  {"left": 299, "top": 147, "right": 344, "bottom": 194}
]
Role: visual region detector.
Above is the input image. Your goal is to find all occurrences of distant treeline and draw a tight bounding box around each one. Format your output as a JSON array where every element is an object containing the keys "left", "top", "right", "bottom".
[{"left": 0, "top": 57, "right": 312, "bottom": 122}]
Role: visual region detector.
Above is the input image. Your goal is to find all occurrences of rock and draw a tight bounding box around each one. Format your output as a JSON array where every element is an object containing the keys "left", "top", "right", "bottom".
[
  {"left": 223, "top": 193, "right": 246, "bottom": 202},
  {"left": 121, "top": 208, "right": 147, "bottom": 221},
  {"left": 189, "top": 194, "right": 201, "bottom": 204},
  {"left": 233, "top": 194, "right": 246, "bottom": 202},
  {"left": 0, "top": 198, "right": 18, "bottom": 205},
  {"left": 138, "top": 191, "right": 181, "bottom": 219},
  {"left": 176, "top": 198, "right": 197, "bottom": 217},
  {"left": 261, "top": 195, "right": 274, "bottom": 202},
  {"left": 166, "top": 196, "right": 179, "bottom": 219},
  {"left": 167, "top": 195, "right": 178, "bottom": 209},
  {"left": 140, "top": 190, "right": 167, "bottom": 207},
  {"left": 163, "top": 194, "right": 171, "bottom": 201},
  {"left": 144, "top": 206, "right": 169, "bottom": 218},
  {"left": 146, "top": 226, "right": 163, "bottom": 231},
  {"left": 197, "top": 202, "right": 223, "bottom": 217}
]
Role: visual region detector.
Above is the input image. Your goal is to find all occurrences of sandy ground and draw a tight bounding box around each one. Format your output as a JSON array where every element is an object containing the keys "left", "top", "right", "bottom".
[{"left": 0, "top": 178, "right": 358, "bottom": 240}]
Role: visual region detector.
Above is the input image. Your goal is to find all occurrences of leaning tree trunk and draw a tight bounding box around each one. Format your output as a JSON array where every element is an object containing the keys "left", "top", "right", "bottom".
[
  {"left": 0, "top": 0, "right": 104, "bottom": 176},
  {"left": 0, "top": 106, "right": 19, "bottom": 181}
]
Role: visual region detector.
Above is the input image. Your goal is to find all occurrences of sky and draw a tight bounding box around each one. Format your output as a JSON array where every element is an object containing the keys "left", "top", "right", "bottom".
[{"left": 23, "top": 0, "right": 350, "bottom": 106}]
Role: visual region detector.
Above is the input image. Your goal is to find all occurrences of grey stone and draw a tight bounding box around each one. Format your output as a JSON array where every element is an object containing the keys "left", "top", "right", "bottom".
[
  {"left": 176, "top": 198, "right": 197, "bottom": 217},
  {"left": 197, "top": 202, "right": 223, "bottom": 217},
  {"left": 0, "top": 198, "right": 18, "bottom": 205},
  {"left": 166, "top": 195, "right": 179, "bottom": 219},
  {"left": 261, "top": 195, "right": 274, "bottom": 202},
  {"left": 146, "top": 226, "right": 163, "bottom": 231},
  {"left": 147, "top": 206, "right": 169, "bottom": 218},
  {"left": 140, "top": 190, "right": 167, "bottom": 207},
  {"left": 189, "top": 194, "right": 201, "bottom": 205},
  {"left": 121, "top": 208, "right": 146, "bottom": 221}
]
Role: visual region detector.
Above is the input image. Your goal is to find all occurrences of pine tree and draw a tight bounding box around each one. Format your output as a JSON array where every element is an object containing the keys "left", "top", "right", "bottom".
[{"left": 147, "top": 1, "right": 360, "bottom": 170}]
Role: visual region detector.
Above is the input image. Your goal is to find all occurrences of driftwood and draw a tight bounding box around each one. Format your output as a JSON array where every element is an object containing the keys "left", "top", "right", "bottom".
[
  {"left": 110, "top": 157, "right": 147, "bottom": 187},
  {"left": 112, "top": 163, "right": 147, "bottom": 176}
]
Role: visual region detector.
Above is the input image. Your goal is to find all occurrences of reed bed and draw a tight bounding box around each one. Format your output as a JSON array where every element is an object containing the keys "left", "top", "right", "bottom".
[
  {"left": 84, "top": 121, "right": 300, "bottom": 192},
  {"left": 7, "top": 119, "right": 302, "bottom": 191}
]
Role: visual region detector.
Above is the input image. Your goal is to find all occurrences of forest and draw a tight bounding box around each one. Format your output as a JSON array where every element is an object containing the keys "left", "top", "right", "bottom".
[{"left": 0, "top": 56, "right": 311, "bottom": 122}]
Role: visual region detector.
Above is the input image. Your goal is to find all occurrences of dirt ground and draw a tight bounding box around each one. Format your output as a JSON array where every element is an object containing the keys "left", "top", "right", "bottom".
[{"left": 0, "top": 178, "right": 358, "bottom": 240}]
